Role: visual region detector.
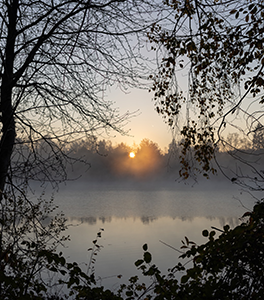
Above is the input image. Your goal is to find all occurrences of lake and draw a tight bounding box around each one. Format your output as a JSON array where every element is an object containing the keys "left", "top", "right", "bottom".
[{"left": 48, "top": 180, "right": 255, "bottom": 292}]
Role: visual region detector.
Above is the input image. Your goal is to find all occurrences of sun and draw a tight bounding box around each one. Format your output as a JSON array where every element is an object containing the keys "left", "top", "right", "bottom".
[{"left": 129, "top": 152, "right": 135, "bottom": 158}]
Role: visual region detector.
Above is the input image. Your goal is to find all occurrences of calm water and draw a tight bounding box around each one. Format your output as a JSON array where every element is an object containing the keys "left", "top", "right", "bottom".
[{"left": 49, "top": 181, "right": 255, "bottom": 291}]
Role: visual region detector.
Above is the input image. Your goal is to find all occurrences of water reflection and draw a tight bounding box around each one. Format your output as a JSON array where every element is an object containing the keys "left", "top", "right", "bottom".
[
  {"left": 52, "top": 182, "right": 254, "bottom": 290},
  {"left": 55, "top": 182, "right": 253, "bottom": 221},
  {"left": 61, "top": 214, "right": 242, "bottom": 291},
  {"left": 66, "top": 214, "right": 240, "bottom": 227}
]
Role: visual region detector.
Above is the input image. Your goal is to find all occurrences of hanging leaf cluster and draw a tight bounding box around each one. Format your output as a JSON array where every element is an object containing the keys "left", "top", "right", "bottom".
[{"left": 148, "top": 0, "right": 264, "bottom": 177}]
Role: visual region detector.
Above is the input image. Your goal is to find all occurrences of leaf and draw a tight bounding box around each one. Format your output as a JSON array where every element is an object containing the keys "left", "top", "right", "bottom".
[
  {"left": 145, "top": 267, "right": 156, "bottom": 276},
  {"left": 59, "top": 269, "right": 67, "bottom": 276},
  {"left": 135, "top": 259, "right": 144, "bottom": 267},
  {"left": 248, "top": 3, "right": 255, "bottom": 10},
  {"left": 143, "top": 243, "right": 148, "bottom": 251},
  {"left": 209, "top": 231, "right": 216, "bottom": 238},
  {"left": 143, "top": 252, "right": 152, "bottom": 264},
  {"left": 49, "top": 266, "right": 58, "bottom": 272},
  {"left": 251, "top": 6, "right": 257, "bottom": 14},
  {"left": 181, "top": 275, "right": 189, "bottom": 283},
  {"left": 202, "top": 230, "right": 209, "bottom": 237},
  {"left": 223, "top": 225, "right": 230, "bottom": 232},
  {"left": 181, "top": 245, "right": 188, "bottom": 249}
]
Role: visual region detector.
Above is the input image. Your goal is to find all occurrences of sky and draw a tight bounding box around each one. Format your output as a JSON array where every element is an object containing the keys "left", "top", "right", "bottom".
[
  {"left": 106, "top": 86, "right": 173, "bottom": 151},
  {"left": 106, "top": 84, "right": 254, "bottom": 152}
]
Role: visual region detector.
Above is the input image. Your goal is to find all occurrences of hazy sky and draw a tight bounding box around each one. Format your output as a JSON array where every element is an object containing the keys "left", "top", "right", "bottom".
[
  {"left": 107, "top": 81, "right": 256, "bottom": 152},
  {"left": 107, "top": 87, "right": 173, "bottom": 150}
]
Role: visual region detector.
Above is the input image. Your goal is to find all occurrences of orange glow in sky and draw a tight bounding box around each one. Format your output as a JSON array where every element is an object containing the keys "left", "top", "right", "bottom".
[{"left": 129, "top": 152, "right": 135, "bottom": 158}]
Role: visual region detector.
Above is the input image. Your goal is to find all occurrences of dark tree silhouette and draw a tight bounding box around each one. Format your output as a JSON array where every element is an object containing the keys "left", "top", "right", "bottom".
[
  {"left": 0, "top": 0, "right": 163, "bottom": 198},
  {"left": 148, "top": 0, "right": 264, "bottom": 188},
  {"left": 0, "top": 2, "right": 167, "bottom": 297}
]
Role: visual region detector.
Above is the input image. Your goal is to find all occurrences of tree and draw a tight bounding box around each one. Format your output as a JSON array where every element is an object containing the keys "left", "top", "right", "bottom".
[
  {"left": 0, "top": 0, "right": 164, "bottom": 197},
  {"left": 252, "top": 124, "right": 264, "bottom": 149},
  {"left": 134, "top": 138, "right": 163, "bottom": 178},
  {"left": 165, "top": 137, "right": 181, "bottom": 172},
  {"left": 226, "top": 133, "right": 251, "bottom": 151},
  {"left": 123, "top": 3, "right": 264, "bottom": 297},
  {"left": 0, "top": 1, "right": 165, "bottom": 297},
  {"left": 148, "top": 0, "right": 264, "bottom": 186}
]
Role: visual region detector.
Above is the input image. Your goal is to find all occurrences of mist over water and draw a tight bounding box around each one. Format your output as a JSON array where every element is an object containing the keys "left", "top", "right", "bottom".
[
  {"left": 28, "top": 138, "right": 262, "bottom": 292},
  {"left": 38, "top": 178, "right": 254, "bottom": 291},
  {"left": 56, "top": 180, "right": 252, "bottom": 220}
]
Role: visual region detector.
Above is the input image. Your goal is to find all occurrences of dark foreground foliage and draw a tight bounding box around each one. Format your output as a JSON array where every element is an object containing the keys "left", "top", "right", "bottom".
[
  {"left": 1, "top": 198, "right": 263, "bottom": 299},
  {"left": 121, "top": 201, "right": 264, "bottom": 300}
]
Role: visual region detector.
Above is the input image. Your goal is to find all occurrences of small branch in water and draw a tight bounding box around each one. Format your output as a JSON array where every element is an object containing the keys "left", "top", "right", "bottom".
[
  {"left": 159, "top": 240, "right": 185, "bottom": 254},
  {"left": 211, "top": 226, "right": 224, "bottom": 233}
]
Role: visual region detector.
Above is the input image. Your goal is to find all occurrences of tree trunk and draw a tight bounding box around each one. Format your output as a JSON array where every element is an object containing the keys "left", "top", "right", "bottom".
[
  {"left": 0, "top": 91, "right": 16, "bottom": 199},
  {"left": 0, "top": 1, "right": 18, "bottom": 199}
]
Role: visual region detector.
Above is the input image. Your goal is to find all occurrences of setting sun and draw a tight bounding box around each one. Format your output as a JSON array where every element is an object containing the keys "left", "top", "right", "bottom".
[{"left": 129, "top": 152, "right": 135, "bottom": 158}]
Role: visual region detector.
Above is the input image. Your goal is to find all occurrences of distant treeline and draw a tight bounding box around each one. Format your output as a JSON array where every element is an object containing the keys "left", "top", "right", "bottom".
[
  {"left": 66, "top": 135, "right": 264, "bottom": 183},
  {"left": 13, "top": 133, "right": 264, "bottom": 185},
  {"left": 67, "top": 138, "right": 180, "bottom": 182}
]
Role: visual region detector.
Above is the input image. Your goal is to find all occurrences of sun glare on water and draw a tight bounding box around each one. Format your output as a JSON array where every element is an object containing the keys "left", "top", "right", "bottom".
[{"left": 129, "top": 152, "right": 135, "bottom": 158}]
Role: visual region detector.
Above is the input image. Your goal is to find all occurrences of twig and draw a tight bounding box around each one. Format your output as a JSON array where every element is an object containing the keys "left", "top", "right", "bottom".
[{"left": 159, "top": 240, "right": 184, "bottom": 254}]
